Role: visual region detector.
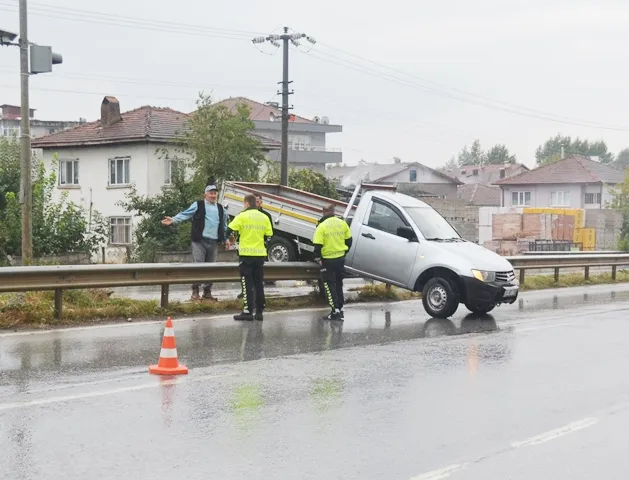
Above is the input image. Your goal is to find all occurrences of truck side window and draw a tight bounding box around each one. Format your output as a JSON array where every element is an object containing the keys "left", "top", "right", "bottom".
[{"left": 366, "top": 202, "right": 407, "bottom": 236}]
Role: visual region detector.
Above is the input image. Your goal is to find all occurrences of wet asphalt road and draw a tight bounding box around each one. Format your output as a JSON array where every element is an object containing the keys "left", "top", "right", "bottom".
[{"left": 3, "top": 285, "right": 629, "bottom": 479}]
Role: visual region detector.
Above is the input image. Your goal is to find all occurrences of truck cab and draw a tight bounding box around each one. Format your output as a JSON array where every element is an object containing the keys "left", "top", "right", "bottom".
[{"left": 344, "top": 190, "right": 519, "bottom": 318}]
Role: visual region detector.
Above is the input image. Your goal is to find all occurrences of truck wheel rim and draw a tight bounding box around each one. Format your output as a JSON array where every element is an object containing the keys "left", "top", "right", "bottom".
[
  {"left": 269, "top": 245, "right": 288, "bottom": 262},
  {"left": 428, "top": 285, "right": 447, "bottom": 311}
]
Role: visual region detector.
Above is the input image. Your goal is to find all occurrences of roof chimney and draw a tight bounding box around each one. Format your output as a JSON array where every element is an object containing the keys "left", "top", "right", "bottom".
[{"left": 101, "top": 96, "right": 121, "bottom": 127}]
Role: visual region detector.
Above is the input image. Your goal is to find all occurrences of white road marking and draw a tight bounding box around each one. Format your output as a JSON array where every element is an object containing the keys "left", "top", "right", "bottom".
[
  {"left": 409, "top": 464, "right": 467, "bottom": 480},
  {"left": 516, "top": 323, "right": 571, "bottom": 333},
  {"left": 511, "top": 417, "right": 599, "bottom": 448},
  {"left": 0, "top": 372, "right": 235, "bottom": 412}
]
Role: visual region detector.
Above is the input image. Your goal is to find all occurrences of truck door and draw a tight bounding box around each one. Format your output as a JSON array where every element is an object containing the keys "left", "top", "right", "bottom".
[{"left": 350, "top": 200, "right": 419, "bottom": 287}]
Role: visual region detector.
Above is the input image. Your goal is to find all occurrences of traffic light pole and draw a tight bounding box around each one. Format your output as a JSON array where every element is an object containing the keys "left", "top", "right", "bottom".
[{"left": 19, "top": 0, "right": 32, "bottom": 264}]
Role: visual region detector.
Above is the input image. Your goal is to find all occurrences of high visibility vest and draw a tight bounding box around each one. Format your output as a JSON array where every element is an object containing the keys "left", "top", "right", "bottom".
[
  {"left": 229, "top": 208, "right": 273, "bottom": 257},
  {"left": 313, "top": 216, "right": 352, "bottom": 259}
]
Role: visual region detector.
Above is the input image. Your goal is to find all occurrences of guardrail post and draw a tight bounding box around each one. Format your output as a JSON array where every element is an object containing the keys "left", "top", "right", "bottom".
[
  {"left": 54, "top": 288, "right": 63, "bottom": 319},
  {"left": 612, "top": 265, "right": 617, "bottom": 280},
  {"left": 584, "top": 266, "right": 590, "bottom": 281},
  {"left": 554, "top": 268, "right": 559, "bottom": 283},
  {"left": 519, "top": 268, "right": 525, "bottom": 285},
  {"left": 160, "top": 284, "right": 169, "bottom": 308}
]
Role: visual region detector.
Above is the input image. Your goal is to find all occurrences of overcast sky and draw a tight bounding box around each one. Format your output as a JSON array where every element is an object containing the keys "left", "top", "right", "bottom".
[{"left": 2, "top": 0, "right": 629, "bottom": 169}]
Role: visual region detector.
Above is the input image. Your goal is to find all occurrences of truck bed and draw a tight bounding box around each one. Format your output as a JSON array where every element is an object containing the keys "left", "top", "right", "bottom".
[{"left": 220, "top": 181, "right": 395, "bottom": 260}]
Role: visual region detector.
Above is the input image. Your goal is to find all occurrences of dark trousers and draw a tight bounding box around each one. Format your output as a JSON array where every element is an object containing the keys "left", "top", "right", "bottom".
[
  {"left": 321, "top": 257, "right": 345, "bottom": 311},
  {"left": 239, "top": 256, "right": 265, "bottom": 312}
]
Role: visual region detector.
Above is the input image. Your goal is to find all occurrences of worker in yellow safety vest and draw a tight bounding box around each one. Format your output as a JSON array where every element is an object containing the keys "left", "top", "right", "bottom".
[
  {"left": 312, "top": 204, "right": 353, "bottom": 322},
  {"left": 226, "top": 194, "right": 273, "bottom": 321}
]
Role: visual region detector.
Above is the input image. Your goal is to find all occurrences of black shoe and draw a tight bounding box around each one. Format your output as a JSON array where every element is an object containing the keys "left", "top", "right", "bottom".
[
  {"left": 234, "top": 312, "right": 254, "bottom": 321},
  {"left": 340, "top": 309, "right": 345, "bottom": 319},
  {"left": 255, "top": 311, "right": 264, "bottom": 321},
  {"left": 323, "top": 311, "right": 342, "bottom": 321},
  {"left": 237, "top": 292, "right": 244, "bottom": 299}
]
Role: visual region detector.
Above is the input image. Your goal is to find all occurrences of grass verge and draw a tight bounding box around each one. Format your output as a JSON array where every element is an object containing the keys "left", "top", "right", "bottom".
[{"left": 1, "top": 270, "right": 628, "bottom": 329}]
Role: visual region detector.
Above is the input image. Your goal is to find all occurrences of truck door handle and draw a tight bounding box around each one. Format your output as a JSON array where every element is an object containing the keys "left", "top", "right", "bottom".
[{"left": 362, "top": 233, "right": 375, "bottom": 239}]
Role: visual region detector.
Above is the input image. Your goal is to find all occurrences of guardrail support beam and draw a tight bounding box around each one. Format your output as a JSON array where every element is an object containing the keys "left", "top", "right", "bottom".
[
  {"left": 584, "top": 266, "right": 590, "bottom": 281},
  {"left": 554, "top": 268, "right": 559, "bottom": 283},
  {"left": 160, "top": 284, "right": 169, "bottom": 308},
  {"left": 519, "top": 269, "right": 525, "bottom": 285},
  {"left": 54, "top": 288, "right": 62, "bottom": 319},
  {"left": 612, "top": 266, "right": 617, "bottom": 280}
]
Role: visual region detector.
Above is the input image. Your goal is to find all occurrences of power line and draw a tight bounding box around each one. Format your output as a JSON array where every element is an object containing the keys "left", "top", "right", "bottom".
[
  {"left": 301, "top": 49, "right": 629, "bottom": 132},
  {"left": 1, "top": 0, "right": 626, "bottom": 132},
  {"left": 0, "top": 66, "right": 273, "bottom": 90},
  {"left": 0, "top": 2, "right": 257, "bottom": 41}
]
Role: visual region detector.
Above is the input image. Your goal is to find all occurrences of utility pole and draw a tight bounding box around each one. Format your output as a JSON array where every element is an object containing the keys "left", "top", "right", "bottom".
[
  {"left": 1, "top": 4, "right": 62, "bottom": 266},
  {"left": 252, "top": 28, "right": 316, "bottom": 186},
  {"left": 19, "top": 0, "right": 32, "bottom": 265}
]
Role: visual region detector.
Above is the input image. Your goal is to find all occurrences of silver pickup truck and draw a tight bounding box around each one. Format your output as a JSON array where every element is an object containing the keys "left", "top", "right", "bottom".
[{"left": 220, "top": 181, "right": 519, "bottom": 318}]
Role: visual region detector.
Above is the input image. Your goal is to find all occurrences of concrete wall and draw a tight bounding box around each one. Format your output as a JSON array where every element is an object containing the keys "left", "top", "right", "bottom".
[
  {"left": 155, "top": 250, "right": 238, "bottom": 263},
  {"left": 4, "top": 252, "right": 91, "bottom": 266}
]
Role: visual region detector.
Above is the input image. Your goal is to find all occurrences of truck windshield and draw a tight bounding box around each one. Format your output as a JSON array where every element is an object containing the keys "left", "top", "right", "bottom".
[{"left": 405, "top": 207, "right": 461, "bottom": 240}]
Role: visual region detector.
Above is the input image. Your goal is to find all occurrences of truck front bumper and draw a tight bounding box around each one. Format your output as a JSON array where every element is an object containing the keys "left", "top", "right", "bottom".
[{"left": 461, "top": 276, "right": 519, "bottom": 308}]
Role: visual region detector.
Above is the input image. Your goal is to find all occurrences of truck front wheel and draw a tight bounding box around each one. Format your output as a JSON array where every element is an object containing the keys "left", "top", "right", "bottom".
[
  {"left": 267, "top": 237, "right": 296, "bottom": 263},
  {"left": 422, "top": 277, "right": 460, "bottom": 318}
]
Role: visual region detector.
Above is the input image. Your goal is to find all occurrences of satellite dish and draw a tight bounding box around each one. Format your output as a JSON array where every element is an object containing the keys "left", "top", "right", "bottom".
[
  {"left": 313, "top": 116, "right": 320, "bottom": 123},
  {"left": 321, "top": 116, "right": 329, "bottom": 125}
]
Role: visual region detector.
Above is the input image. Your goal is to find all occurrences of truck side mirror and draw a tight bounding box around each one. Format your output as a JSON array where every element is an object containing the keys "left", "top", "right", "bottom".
[{"left": 397, "top": 226, "right": 417, "bottom": 241}]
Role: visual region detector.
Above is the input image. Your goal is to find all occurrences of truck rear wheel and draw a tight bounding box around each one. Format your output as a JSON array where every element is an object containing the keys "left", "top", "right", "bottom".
[
  {"left": 422, "top": 277, "right": 459, "bottom": 318},
  {"left": 267, "top": 237, "right": 296, "bottom": 263}
]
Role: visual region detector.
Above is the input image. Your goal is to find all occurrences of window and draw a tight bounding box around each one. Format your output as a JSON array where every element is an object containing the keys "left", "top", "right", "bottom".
[
  {"left": 59, "top": 159, "right": 79, "bottom": 185},
  {"left": 584, "top": 192, "right": 602, "bottom": 205},
  {"left": 288, "top": 134, "right": 311, "bottom": 150},
  {"left": 1, "top": 126, "right": 19, "bottom": 137},
  {"left": 109, "top": 157, "right": 130, "bottom": 185},
  {"left": 366, "top": 201, "right": 407, "bottom": 236},
  {"left": 109, "top": 217, "right": 132, "bottom": 244},
  {"left": 405, "top": 207, "right": 460, "bottom": 240},
  {"left": 551, "top": 191, "right": 571, "bottom": 206},
  {"left": 512, "top": 191, "right": 531, "bottom": 206},
  {"left": 409, "top": 169, "right": 417, "bottom": 182},
  {"left": 165, "top": 159, "right": 181, "bottom": 184}
]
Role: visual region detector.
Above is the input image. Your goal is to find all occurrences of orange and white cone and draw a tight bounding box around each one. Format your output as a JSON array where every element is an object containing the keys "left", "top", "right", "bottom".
[{"left": 149, "top": 317, "right": 188, "bottom": 375}]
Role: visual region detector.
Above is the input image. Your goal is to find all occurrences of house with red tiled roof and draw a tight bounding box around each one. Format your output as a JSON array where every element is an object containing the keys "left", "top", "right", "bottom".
[
  {"left": 31, "top": 96, "right": 281, "bottom": 261},
  {"left": 1, "top": 103, "right": 81, "bottom": 138},
  {"left": 494, "top": 155, "right": 624, "bottom": 209},
  {"left": 215, "top": 97, "right": 342, "bottom": 172}
]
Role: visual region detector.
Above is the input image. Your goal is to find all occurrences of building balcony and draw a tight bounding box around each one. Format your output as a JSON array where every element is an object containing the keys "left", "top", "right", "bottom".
[{"left": 267, "top": 145, "right": 342, "bottom": 167}]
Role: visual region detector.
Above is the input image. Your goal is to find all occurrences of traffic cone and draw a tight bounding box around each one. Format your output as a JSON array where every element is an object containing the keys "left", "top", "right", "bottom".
[{"left": 149, "top": 317, "right": 188, "bottom": 375}]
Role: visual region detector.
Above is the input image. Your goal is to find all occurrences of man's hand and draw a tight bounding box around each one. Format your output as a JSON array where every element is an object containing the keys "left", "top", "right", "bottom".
[
  {"left": 161, "top": 216, "right": 173, "bottom": 226},
  {"left": 225, "top": 240, "right": 231, "bottom": 250}
]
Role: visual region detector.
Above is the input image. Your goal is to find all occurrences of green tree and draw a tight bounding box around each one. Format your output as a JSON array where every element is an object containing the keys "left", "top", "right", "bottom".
[
  {"left": 614, "top": 148, "right": 629, "bottom": 172},
  {"left": 0, "top": 137, "right": 20, "bottom": 210},
  {"left": 611, "top": 170, "right": 629, "bottom": 251},
  {"left": 168, "top": 94, "right": 268, "bottom": 185},
  {"left": 484, "top": 144, "right": 516, "bottom": 165},
  {"left": 119, "top": 167, "right": 198, "bottom": 262},
  {"left": 457, "top": 139, "right": 485, "bottom": 166},
  {"left": 265, "top": 164, "right": 339, "bottom": 199},
  {"left": 0, "top": 157, "right": 107, "bottom": 261},
  {"left": 535, "top": 134, "right": 614, "bottom": 165}
]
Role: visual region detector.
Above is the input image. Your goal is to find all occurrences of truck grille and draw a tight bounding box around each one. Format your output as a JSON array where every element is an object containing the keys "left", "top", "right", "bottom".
[{"left": 496, "top": 270, "right": 516, "bottom": 283}]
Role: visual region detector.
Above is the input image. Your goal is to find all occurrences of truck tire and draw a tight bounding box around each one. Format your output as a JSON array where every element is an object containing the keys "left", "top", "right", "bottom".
[
  {"left": 267, "top": 237, "right": 296, "bottom": 263},
  {"left": 465, "top": 303, "right": 495, "bottom": 315},
  {"left": 422, "top": 277, "right": 459, "bottom": 318}
]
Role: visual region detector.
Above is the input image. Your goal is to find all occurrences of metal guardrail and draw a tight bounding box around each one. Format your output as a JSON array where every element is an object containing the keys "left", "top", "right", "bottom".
[
  {"left": 1, "top": 254, "right": 629, "bottom": 319},
  {"left": 521, "top": 251, "right": 624, "bottom": 255}
]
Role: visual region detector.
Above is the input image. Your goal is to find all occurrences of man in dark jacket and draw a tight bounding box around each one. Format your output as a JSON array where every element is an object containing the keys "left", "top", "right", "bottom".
[{"left": 162, "top": 179, "right": 228, "bottom": 301}]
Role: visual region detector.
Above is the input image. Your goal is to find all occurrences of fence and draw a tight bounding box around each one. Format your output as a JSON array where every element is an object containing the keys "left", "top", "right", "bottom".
[{"left": 2, "top": 254, "right": 629, "bottom": 319}]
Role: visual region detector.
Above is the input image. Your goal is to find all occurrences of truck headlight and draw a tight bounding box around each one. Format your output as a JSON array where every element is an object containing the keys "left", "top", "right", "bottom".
[{"left": 471, "top": 269, "right": 496, "bottom": 283}]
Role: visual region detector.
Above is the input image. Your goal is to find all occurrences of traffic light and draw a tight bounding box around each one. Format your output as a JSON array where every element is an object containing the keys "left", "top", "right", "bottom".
[{"left": 29, "top": 44, "right": 62, "bottom": 74}]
